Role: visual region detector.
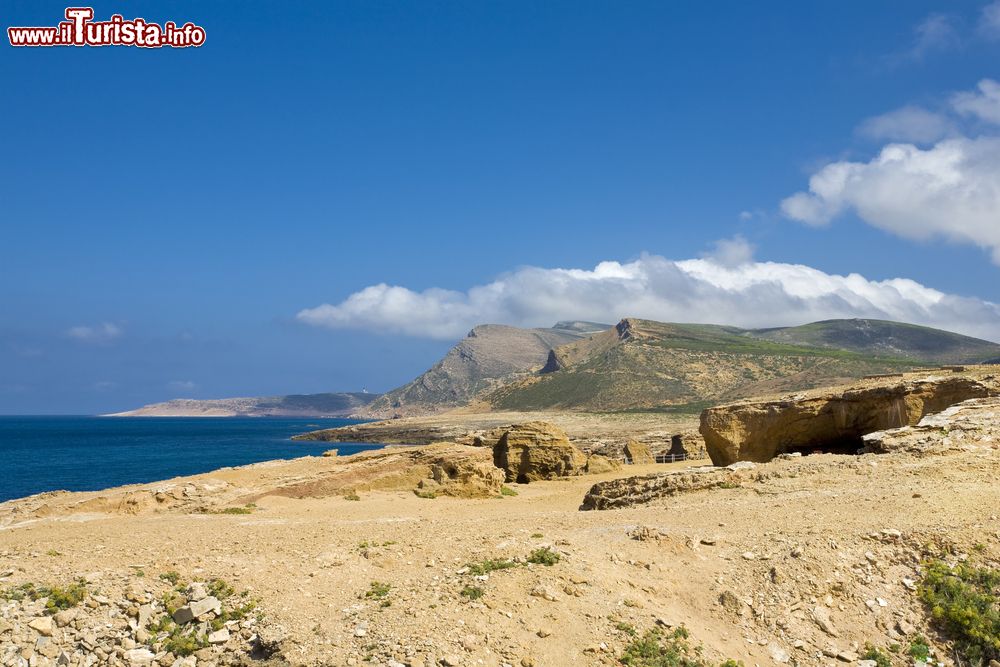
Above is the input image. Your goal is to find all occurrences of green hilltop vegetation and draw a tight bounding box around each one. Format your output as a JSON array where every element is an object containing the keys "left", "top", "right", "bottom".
[{"left": 483, "top": 318, "right": 1000, "bottom": 413}]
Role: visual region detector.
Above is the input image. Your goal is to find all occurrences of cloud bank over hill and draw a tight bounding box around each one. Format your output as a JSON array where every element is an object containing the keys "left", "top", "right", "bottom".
[{"left": 297, "top": 251, "right": 1000, "bottom": 342}]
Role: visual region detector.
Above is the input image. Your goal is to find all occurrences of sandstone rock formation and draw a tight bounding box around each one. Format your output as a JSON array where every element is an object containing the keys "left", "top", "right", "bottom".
[
  {"left": 583, "top": 454, "right": 621, "bottom": 474},
  {"left": 420, "top": 444, "right": 506, "bottom": 498},
  {"left": 861, "top": 396, "right": 1000, "bottom": 455},
  {"left": 700, "top": 370, "right": 999, "bottom": 465},
  {"left": 580, "top": 467, "right": 742, "bottom": 510},
  {"left": 624, "top": 440, "right": 655, "bottom": 464},
  {"left": 492, "top": 422, "right": 588, "bottom": 483}
]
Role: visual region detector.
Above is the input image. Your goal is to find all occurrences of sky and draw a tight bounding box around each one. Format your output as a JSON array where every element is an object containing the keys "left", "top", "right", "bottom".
[{"left": 3, "top": 0, "right": 1000, "bottom": 414}]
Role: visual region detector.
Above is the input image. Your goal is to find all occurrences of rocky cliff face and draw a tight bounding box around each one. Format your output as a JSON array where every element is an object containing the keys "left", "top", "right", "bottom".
[
  {"left": 861, "top": 396, "right": 1000, "bottom": 455},
  {"left": 699, "top": 368, "right": 1000, "bottom": 465},
  {"left": 356, "top": 322, "right": 607, "bottom": 418}
]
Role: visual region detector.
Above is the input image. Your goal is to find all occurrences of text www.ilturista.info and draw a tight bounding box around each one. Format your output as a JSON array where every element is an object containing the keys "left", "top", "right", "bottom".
[{"left": 8, "top": 8, "right": 206, "bottom": 48}]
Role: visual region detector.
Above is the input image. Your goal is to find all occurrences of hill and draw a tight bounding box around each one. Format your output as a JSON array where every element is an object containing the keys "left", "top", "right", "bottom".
[
  {"left": 106, "top": 392, "right": 378, "bottom": 417},
  {"left": 356, "top": 321, "right": 609, "bottom": 418},
  {"left": 748, "top": 318, "right": 1000, "bottom": 363},
  {"left": 484, "top": 318, "right": 1000, "bottom": 413}
]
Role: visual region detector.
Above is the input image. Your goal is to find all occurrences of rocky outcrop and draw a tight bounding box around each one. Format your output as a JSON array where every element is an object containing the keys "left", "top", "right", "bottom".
[
  {"left": 700, "top": 371, "right": 999, "bottom": 465},
  {"left": 584, "top": 454, "right": 622, "bottom": 474},
  {"left": 580, "top": 467, "right": 744, "bottom": 510},
  {"left": 264, "top": 442, "right": 505, "bottom": 500},
  {"left": 624, "top": 440, "right": 655, "bottom": 464},
  {"left": 862, "top": 397, "right": 1000, "bottom": 455},
  {"left": 492, "top": 422, "right": 588, "bottom": 483},
  {"left": 0, "top": 443, "right": 506, "bottom": 523},
  {"left": 419, "top": 444, "right": 506, "bottom": 498}
]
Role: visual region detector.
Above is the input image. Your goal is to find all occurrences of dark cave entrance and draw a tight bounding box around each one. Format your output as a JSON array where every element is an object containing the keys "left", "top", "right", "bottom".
[{"left": 786, "top": 434, "right": 867, "bottom": 457}]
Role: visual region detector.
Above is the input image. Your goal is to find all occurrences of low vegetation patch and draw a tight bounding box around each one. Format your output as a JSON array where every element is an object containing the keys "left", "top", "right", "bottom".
[
  {"left": 620, "top": 626, "right": 743, "bottom": 667},
  {"left": 460, "top": 585, "right": 484, "bottom": 600},
  {"left": 1, "top": 580, "right": 87, "bottom": 613},
  {"left": 159, "top": 571, "right": 182, "bottom": 586},
  {"left": 919, "top": 558, "right": 1000, "bottom": 664},
  {"left": 499, "top": 486, "right": 518, "bottom": 497},
  {"left": 413, "top": 489, "right": 437, "bottom": 499},
  {"left": 527, "top": 546, "right": 561, "bottom": 566},
  {"left": 466, "top": 558, "right": 518, "bottom": 576},
  {"left": 861, "top": 644, "right": 893, "bottom": 667},
  {"left": 365, "top": 581, "right": 391, "bottom": 600},
  {"left": 909, "top": 636, "right": 931, "bottom": 663}
]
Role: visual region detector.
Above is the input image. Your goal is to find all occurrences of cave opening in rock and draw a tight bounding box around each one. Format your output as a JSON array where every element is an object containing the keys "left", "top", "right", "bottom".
[{"left": 787, "top": 435, "right": 866, "bottom": 456}]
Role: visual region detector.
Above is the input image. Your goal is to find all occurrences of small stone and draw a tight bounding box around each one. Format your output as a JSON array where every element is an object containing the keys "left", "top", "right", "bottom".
[
  {"left": 836, "top": 650, "right": 858, "bottom": 662},
  {"left": 123, "top": 648, "right": 156, "bottom": 665},
  {"left": 441, "top": 656, "right": 462, "bottom": 666},
  {"left": 700, "top": 537, "right": 717, "bottom": 546},
  {"left": 811, "top": 606, "right": 839, "bottom": 637},
  {"left": 172, "top": 596, "right": 221, "bottom": 624},
  {"left": 537, "top": 628, "right": 551, "bottom": 638},
  {"left": 858, "top": 661, "right": 878, "bottom": 667},
  {"left": 29, "top": 617, "right": 54, "bottom": 636},
  {"left": 520, "top": 659, "right": 536, "bottom": 667},
  {"left": 529, "top": 585, "right": 559, "bottom": 602},
  {"left": 186, "top": 582, "right": 208, "bottom": 602},
  {"left": 53, "top": 609, "right": 77, "bottom": 627},
  {"left": 208, "top": 628, "right": 230, "bottom": 644},
  {"left": 742, "top": 552, "right": 756, "bottom": 560},
  {"left": 354, "top": 623, "right": 368, "bottom": 637},
  {"left": 768, "top": 644, "right": 790, "bottom": 663}
]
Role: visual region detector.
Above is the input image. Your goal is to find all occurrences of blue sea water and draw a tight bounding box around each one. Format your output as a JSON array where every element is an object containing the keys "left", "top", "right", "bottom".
[{"left": 0, "top": 416, "right": 382, "bottom": 503}]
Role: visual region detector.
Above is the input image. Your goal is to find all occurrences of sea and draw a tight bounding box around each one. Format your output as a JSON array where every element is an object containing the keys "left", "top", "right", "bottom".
[{"left": 0, "top": 416, "right": 383, "bottom": 503}]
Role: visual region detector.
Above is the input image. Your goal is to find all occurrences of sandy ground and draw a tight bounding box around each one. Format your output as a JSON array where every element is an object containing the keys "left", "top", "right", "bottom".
[{"left": 2, "top": 436, "right": 999, "bottom": 666}]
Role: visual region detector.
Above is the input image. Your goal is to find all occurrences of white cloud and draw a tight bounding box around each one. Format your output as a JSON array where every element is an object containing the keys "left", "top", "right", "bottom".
[
  {"left": 856, "top": 106, "right": 954, "bottom": 144},
  {"left": 784, "top": 79, "right": 1000, "bottom": 263},
  {"left": 297, "top": 254, "right": 1000, "bottom": 342},
  {"left": 67, "top": 322, "right": 122, "bottom": 343},
  {"left": 951, "top": 78, "right": 1000, "bottom": 125},
  {"left": 702, "top": 235, "right": 755, "bottom": 267},
  {"left": 979, "top": 0, "right": 1000, "bottom": 38}
]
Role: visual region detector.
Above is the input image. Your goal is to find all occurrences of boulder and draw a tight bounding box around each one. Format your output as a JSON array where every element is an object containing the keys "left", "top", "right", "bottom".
[
  {"left": 584, "top": 454, "right": 621, "bottom": 474},
  {"left": 624, "top": 440, "right": 655, "bottom": 465},
  {"left": 493, "top": 422, "right": 588, "bottom": 483},
  {"left": 424, "top": 443, "right": 506, "bottom": 497},
  {"left": 700, "top": 373, "right": 998, "bottom": 465},
  {"left": 172, "top": 595, "right": 221, "bottom": 624}
]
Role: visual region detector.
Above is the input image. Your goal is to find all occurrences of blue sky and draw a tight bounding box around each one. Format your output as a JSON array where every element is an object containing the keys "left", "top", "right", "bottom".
[{"left": 3, "top": 0, "right": 1000, "bottom": 413}]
